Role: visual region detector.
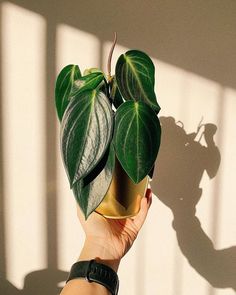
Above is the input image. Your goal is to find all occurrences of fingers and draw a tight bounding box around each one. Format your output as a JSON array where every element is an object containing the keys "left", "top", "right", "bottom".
[{"left": 132, "top": 188, "right": 152, "bottom": 230}]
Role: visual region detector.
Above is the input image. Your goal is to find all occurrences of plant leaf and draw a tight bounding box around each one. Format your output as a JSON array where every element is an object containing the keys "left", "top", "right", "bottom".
[
  {"left": 115, "top": 50, "right": 160, "bottom": 113},
  {"left": 73, "top": 144, "right": 115, "bottom": 219},
  {"left": 110, "top": 77, "right": 124, "bottom": 109},
  {"left": 61, "top": 89, "right": 114, "bottom": 187},
  {"left": 55, "top": 64, "right": 81, "bottom": 121},
  {"left": 83, "top": 68, "right": 102, "bottom": 76},
  {"left": 70, "top": 72, "right": 105, "bottom": 98},
  {"left": 114, "top": 101, "right": 161, "bottom": 183}
]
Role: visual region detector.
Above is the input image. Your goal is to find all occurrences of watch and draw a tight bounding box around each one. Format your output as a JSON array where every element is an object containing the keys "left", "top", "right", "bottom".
[{"left": 66, "top": 260, "right": 119, "bottom": 295}]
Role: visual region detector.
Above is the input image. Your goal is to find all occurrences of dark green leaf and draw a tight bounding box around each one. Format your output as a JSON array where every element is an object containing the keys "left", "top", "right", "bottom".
[
  {"left": 115, "top": 50, "right": 160, "bottom": 113},
  {"left": 114, "top": 101, "right": 161, "bottom": 183},
  {"left": 70, "top": 72, "right": 105, "bottom": 97},
  {"left": 73, "top": 145, "right": 115, "bottom": 219},
  {"left": 110, "top": 77, "right": 124, "bottom": 109},
  {"left": 61, "top": 89, "right": 114, "bottom": 187},
  {"left": 55, "top": 64, "right": 81, "bottom": 121}
]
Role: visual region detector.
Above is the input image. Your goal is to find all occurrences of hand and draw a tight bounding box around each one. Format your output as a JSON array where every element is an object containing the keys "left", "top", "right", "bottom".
[{"left": 77, "top": 189, "right": 152, "bottom": 271}]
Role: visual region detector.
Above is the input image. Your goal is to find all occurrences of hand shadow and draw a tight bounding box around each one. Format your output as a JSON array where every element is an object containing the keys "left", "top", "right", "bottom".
[
  {"left": 151, "top": 116, "right": 236, "bottom": 290},
  {"left": 0, "top": 268, "right": 68, "bottom": 295}
]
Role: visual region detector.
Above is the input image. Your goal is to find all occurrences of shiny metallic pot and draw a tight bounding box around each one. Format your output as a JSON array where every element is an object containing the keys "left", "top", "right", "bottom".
[{"left": 96, "top": 158, "right": 149, "bottom": 219}]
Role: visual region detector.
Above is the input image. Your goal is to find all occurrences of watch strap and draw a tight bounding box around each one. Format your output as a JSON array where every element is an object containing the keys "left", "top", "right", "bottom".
[{"left": 67, "top": 260, "right": 119, "bottom": 295}]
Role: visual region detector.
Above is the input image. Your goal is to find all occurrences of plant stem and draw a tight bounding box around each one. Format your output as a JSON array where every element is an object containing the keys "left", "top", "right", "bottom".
[{"left": 107, "top": 32, "right": 117, "bottom": 81}]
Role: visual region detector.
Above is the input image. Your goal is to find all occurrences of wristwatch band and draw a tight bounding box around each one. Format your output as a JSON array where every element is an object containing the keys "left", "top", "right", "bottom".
[{"left": 66, "top": 260, "right": 119, "bottom": 295}]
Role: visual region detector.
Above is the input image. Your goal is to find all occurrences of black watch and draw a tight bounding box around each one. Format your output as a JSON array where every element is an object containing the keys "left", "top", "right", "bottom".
[{"left": 66, "top": 260, "right": 119, "bottom": 295}]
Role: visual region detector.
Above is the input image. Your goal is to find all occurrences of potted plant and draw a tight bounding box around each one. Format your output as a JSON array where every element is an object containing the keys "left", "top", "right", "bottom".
[{"left": 55, "top": 34, "right": 161, "bottom": 219}]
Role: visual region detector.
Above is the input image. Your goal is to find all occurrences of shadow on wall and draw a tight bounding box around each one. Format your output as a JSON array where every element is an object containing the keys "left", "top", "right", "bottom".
[
  {"left": 0, "top": 269, "right": 68, "bottom": 295},
  {"left": 5, "top": 0, "right": 236, "bottom": 89},
  {"left": 152, "top": 116, "right": 236, "bottom": 291}
]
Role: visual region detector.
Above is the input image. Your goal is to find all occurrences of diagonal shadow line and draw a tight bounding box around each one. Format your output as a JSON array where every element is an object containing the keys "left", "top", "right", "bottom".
[
  {"left": 5, "top": 0, "right": 236, "bottom": 91},
  {"left": 0, "top": 2, "right": 7, "bottom": 279},
  {"left": 45, "top": 18, "right": 58, "bottom": 269}
]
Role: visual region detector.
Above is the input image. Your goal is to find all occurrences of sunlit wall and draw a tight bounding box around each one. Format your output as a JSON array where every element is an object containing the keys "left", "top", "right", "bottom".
[
  {"left": 0, "top": 2, "right": 235, "bottom": 295},
  {"left": 1, "top": 2, "right": 47, "bottom": 287}
]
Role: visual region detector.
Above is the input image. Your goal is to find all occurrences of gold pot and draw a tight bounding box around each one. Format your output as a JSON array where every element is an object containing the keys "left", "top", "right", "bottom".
[{"left": 95, "top": 158, "right": 149, "bottom": 219}]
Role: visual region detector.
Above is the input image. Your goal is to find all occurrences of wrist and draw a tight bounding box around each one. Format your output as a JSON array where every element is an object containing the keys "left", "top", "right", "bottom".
[{"left": 78, "top": 238, "right": 120, "bottom": 272}]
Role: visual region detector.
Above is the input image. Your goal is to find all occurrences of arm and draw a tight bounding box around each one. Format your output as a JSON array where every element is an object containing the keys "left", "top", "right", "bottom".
[{"left": 60, "top": 189, "right": 152, "bottom": 295}]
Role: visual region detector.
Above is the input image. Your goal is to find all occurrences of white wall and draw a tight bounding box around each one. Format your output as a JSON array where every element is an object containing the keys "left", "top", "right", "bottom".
[{"left": 0, "top": 1, "right": 235, "bottom": 295}]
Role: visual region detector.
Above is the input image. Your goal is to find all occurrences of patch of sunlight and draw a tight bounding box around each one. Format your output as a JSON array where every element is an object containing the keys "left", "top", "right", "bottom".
[
  {"left": 1, "top": 1, "right": 46, "bottom": 289},
  {"left": 56, "top": 24, "right": 100, "bottom": 74}
]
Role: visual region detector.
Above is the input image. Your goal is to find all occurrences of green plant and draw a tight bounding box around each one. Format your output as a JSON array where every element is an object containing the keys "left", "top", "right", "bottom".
[{"left": 55, "top": 35, "right": 161, "bottom": 219}]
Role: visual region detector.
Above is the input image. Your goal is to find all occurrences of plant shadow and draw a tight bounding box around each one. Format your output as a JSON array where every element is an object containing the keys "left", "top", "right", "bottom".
[
  {"left": 0, "top": 268, "right": 68, "bottom": 295},
  {"left": 151, "top": 116, "right": 236, "bottom": 290}
]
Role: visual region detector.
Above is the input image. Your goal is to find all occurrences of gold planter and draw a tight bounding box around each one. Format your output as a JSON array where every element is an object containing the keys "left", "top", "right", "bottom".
[{"left": 95, "top": 158, "right": 149, "bottom": 219}]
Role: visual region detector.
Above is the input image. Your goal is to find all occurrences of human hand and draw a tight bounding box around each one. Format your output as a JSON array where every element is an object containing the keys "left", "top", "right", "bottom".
[{"left": 77, "top": 188, "right": 152, "bottom": 271}]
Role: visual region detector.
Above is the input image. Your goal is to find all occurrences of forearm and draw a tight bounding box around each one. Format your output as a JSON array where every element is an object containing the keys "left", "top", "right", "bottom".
[
  {"left": 60, "top": 239, "right": 120, "bottom": 295},
  {"left": 61, "top": 279, "right": 111, "bottom": 295}
]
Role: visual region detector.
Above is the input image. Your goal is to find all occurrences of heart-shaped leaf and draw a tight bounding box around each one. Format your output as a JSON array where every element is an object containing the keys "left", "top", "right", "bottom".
[
  {"left": 70, "top": 72, "right": 105, "bottom": 98},
  {"left": 115, "top": 50, "right": 160, "bottom": 113},
  {"left": 61, "top": 89, "right": 114, "bottom": 187},
  {"left": 114, "top": 100, "right": 161, "bottom": 183},
  {"left": 73, "top": 144, "right": 115, "bottom": 219},
  {"left": 55, "top": 64, "right": 81, "bottom": 121}
]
